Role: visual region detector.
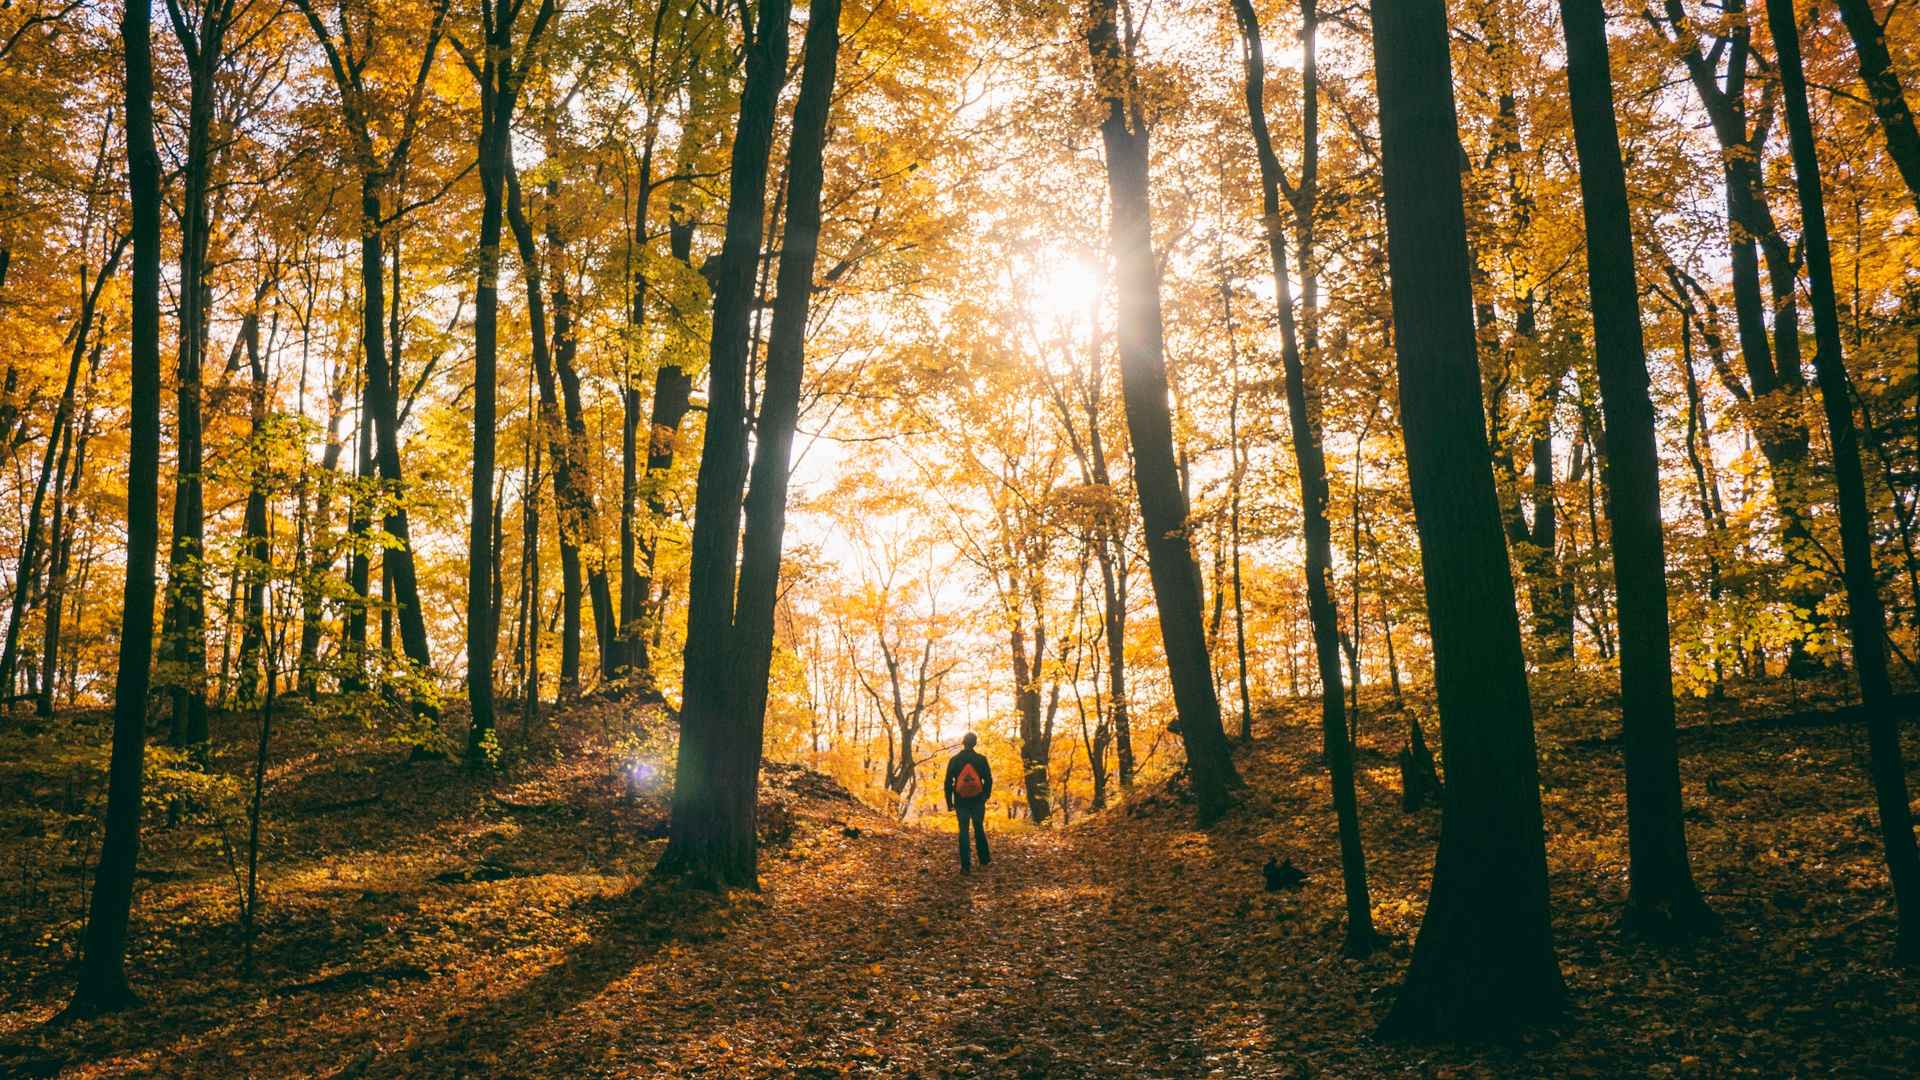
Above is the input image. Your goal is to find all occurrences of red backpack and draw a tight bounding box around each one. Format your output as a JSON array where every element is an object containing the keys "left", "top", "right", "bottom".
[{"left": 954, "top": 761, "right": 985, "bottom": 799}]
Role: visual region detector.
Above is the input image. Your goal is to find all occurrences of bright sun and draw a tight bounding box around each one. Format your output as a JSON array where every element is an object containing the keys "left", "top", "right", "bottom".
[{"left": 1026, "top": 251, "right": 1102, "bottom": 328}]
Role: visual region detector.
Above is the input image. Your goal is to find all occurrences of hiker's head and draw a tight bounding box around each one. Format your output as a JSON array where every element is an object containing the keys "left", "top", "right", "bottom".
[{"left": 962, "top": 732, "right": 978, "bottom": 749}]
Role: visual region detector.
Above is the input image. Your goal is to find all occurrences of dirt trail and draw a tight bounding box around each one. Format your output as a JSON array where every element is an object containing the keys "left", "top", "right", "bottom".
[{"left": 381, "top": 819, "right": 1307, "bottom": 1078}]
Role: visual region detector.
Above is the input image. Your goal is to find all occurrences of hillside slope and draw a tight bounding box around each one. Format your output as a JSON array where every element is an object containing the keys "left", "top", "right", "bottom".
[{"left": 3, "top": 676, "right": 1918, "bottom": 1076}]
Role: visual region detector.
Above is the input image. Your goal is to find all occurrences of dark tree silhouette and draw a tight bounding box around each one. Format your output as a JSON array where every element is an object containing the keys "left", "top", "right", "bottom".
[
  {"left": 1769, "top": 0, "right": 1920, "bottom": 960},
  {"left": 460, "top": 0, "right": 558, "bottom": 761},
  {"left": 1557, "top": 0, "right": 1715, "bottom": 940},
  {"left": 1368, "top": 0, "right": 1564, "bottom": 1038},
  {"left": 659, "top": 0, "right": 841, "bottom": 887},
  {"left": 1084, "top": 0, "right": 1241, "bottom": 824},
  {"left": 1833, "top": 0, "right": 1920, "bottom": 213},
  {"left": 67, "top": 0, "right": 164, "bottom": 1016},
  {"left": 1230, "top": 0, "right": 1377, "bottom": 957}
]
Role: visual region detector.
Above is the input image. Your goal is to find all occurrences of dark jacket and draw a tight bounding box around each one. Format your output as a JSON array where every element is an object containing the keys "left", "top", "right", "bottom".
[{"left": 944, "top": 748, "right": 993, "bottom": 808}]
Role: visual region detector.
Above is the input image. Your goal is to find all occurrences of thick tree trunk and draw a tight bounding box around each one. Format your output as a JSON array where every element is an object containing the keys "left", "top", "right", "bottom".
[
  {"left": 661, "top": 0, "right": 841, "bottom": 885},
  {"left": 1230, "top": 0, "right": 1377, "bottom": 956},
  {"left": 1771, "top": 0, "right": 1920, "bottom": 960},
  {"left": 1085, "top": 0, "right": 1240, "bottom": 823},
  {"left": 1369, "top": 0, "right": 1564, "bottom": 1038},
  {"left": 69, "top": 0, "right": 162, "bottom": 1014},
  {"left": 1560, "top": 0, "right": 1715, "bottom": 939},
  {"left": 656, "top": 0, "right": 797, "bottom": 888}
]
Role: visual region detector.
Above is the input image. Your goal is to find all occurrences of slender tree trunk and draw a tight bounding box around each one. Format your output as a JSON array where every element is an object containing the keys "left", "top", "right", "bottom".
[
  {"left": 0, "top": 236, "right": 124, "bottom": 696},
  {"left": 1833, "top": 0, "right": 1920, "bottom": 212},
  {"left": 1771, "top": 0, "right": 1920, "bottom": 959},
  {"left": 1369, "top": 0, "right": 1564, "bottom": 1037},
  {"left": 358, "top": 185, "right": 434, "bottom": 688},
  {"left": 68, "top": 0, "right": 162, "bottom": 1014},
  {"left": 1223, "top": 277, "right": 1254, "bottom": 743},
  {"left": 1231, "top": 0, "right": 1377, "bottom": 953},
  {"left": 504, "top": 164, "right": 589, "bottom": 700},
  {"left": 343, "top": 326, "right": 371, "bottom": 689},
  {"left": 1560, "top": 0, "right": 1716, "bottom": 938},
  {"left": 467, "top": 70, "right": 510, "bottom": 758},
  {"left": 299, "top": 338, "right": 348, "bottom": 695},
  {"left": 543, "top": 194, "right": 619, "bottom": 685},
  {"left": 463, "top": 0, "right": 554, "bottom": 755},
  {"left": 40, "top": 397, "right": 88, "bottom": 719},
  {"left": 1012, "top": 621, "right": 1053, "bottom": 822},
  {"left": 235, "top": 299, "right": 272, "bottom": 704},
  {"left": 1660, "top": 0, "right": 1821, "bottom": 655},
  {"left": 160, "top": 22, "right": 229, "bottom": 749},
  {"left": 1085, "top": 0, "right": 1240, "bottom": 823}
]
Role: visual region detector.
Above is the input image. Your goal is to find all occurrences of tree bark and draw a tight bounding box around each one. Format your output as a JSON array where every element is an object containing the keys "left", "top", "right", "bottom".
[
  {"left": 236, "top": 298, "right": 271, "bottom": 704},
  {"left": 1369, "top": 0, "right": 1564, "bottom": 1038},
  {"left": 1084, "top": 0, "right": 1240, "bottom": 823},
  {"left": 1559, "top": 0, "right": 1715, "bottom": 939},
  {"left": 68, "top": 0, "right": 163, "bottom": 1014},
  {"left": 1833, "top": 0, "right": 1920, "bottom": 213},
  {"left": 504, "top": 164, "right": 592, "bottom": 700},
  {"left": 464, "top": 0, "right": 556, "bottom": 759},
  {"left": 1230, "top": 0, "right": 1377, "bottom": 956},
  {"left": 656, "top": 0, "right": 798, "bottom": 888},
  {"left": 1770, "top": 0, "right": 1920, "bottom": 960}
]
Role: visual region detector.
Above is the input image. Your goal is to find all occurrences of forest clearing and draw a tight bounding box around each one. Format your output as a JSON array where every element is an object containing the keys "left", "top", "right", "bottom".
[{"left": 3, "top": 675, "right": 1917, "bottom": 1077}]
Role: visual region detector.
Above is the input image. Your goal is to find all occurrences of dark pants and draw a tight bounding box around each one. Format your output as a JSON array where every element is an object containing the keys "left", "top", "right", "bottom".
[{"left": 955, "top": 798, "right": 989, "bottom": 870}]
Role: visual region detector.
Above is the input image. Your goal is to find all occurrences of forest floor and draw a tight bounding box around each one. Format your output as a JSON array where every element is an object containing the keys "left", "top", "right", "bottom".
[{"left": 2, "top": 672, "right": 1919, "bottom": 1077}]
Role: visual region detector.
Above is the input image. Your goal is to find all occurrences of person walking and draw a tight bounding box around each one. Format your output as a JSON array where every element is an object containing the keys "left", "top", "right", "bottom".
[{"left": 944, "top": 733, "right": 993, "bottom": 873}]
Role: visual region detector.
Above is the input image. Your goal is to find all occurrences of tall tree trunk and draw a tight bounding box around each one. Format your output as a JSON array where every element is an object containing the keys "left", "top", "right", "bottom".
[
  {"left": 464, "top": 0, "right": 555, "bottom": 758},
  {"left": 1770, "top": 0, "right": 1920, "bottom": 960},
  {"left": 467, "top": 62, "right": 510, "bottom": 757},
  {"left": 1230, "top": 0, "right": 1377, "bottom": 956},
  {"left": 504, "top": 164, "right": 588, "bottom": 700},
  {"left": 656, "top": 0, "right": 797, "bottom": 888},
  {"left": 1833, "top": 0, "right": 1920, "bottom": 212},
  {"left": 544, "top": 195, "right": 619, "bottom": 684},
  {"left": 299, "top": 336, "right": 348, "bottom": 695},
  {"left": 40, "top": 393, "right": 89, "bottom": 719},
  {"left": 68, "top": 0, "right": 162, "bottom": 1014},
  {"left": 160, "top": 3, "right": 234, "bottom": 748},
  {"left": 661, "top": 0, "right": 840, "bottom": 886},
  {"left": 1560, "top": 0, "right": 1716, "bottom": 939},
  {"left": 1658, "top": 0, "right": 1821, "bottom": 658},
  {"left": 340, "top": 187, "right": 438, "bottom": 693},
  {"left": 292, "top": 0, "right": 449, "bottom": 700},
  {"left": 1369, "top": 0, "right": 1564, "bottom": 1038},
  {"left": 1084, "top": 0, "right": 1240, "bottom": 824},
  {"left": 236, "top": 302, "right": 271, "bottom": 705}
]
